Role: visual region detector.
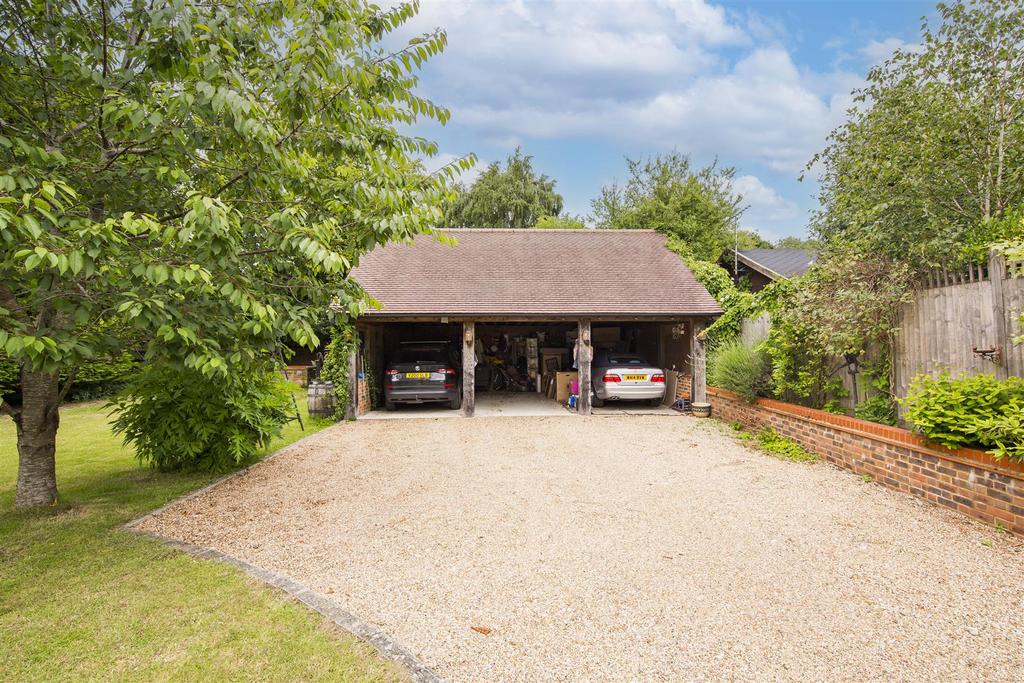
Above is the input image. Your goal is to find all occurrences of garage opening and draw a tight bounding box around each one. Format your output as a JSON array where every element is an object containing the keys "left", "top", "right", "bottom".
[{"left": 359, "top": 319, "right": 692, "bottom": 417}]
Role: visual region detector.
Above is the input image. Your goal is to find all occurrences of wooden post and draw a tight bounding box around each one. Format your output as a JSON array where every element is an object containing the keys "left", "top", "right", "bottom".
[
  {"left": 577, "top": 319, "right": 592, "bottom": 415},
  {"left": 989, "top": 249, "right": 1009, "bottom": 380},
  {"left": 345, "top": 348, "right": 358, "bottom": 420},
  {"left": 462, "top": 321, "right": 475, "bottom": 417},
  {"left": 691, "top": 318, "right": 707, "bottom": 404}
]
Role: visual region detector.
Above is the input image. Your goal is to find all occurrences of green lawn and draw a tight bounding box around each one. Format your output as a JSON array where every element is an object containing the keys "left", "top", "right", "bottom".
[{"left": 0, "top": 391, "right": 400, "bottom": 682}]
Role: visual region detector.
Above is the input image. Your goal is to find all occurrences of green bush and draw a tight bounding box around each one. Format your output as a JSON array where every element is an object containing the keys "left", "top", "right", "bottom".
[
  {"left": 901, "top": 372, "right": 1024, "bottom": 461},
  {"left": 109, "top": 362, "right": 293, "bottom": 471},
  {"left": 708, "top": 339, "right": 772, "bottom": 402}
]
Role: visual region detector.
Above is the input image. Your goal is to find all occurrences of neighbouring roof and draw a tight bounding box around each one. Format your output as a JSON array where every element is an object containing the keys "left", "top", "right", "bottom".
[
  {"left": 351, "top": 229, "right": 722, "bottom": 318},
  {"left": 735, "top": 248, "right": 818, "bottom": 280}
]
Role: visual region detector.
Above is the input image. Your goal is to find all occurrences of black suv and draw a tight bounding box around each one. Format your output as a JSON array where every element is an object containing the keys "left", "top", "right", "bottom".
[{"left": 384, "top": 342, "right": 461, "bottom": 410}]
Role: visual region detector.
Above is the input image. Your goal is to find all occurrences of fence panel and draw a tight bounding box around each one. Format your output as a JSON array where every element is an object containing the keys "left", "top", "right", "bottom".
[{"left": 894, "top": 253, "right": 1024, "bottom": 398}]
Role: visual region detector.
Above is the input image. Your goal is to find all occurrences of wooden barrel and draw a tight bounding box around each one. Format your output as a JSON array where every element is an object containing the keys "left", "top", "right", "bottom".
[{"left": 307, "top": 381, "right": 336, "bottom": 418}]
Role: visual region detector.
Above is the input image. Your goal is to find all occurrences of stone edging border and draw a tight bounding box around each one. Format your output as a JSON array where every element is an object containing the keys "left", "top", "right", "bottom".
[{"left": 122, "top": 426, "right": 443, "bottom": 683}]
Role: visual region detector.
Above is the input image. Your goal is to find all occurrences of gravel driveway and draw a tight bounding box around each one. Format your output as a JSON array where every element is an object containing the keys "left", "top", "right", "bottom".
[{"left": 138, "top": 416, "right": 1024, "bottom": 681}]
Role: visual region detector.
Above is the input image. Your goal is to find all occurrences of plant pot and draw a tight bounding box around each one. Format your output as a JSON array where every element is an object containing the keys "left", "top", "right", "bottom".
[{"left": 691, "top": 402, "right": 712, "bottom": 418}]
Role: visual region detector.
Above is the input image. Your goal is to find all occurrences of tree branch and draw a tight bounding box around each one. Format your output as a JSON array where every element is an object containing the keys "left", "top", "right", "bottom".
[{"left": 46, "top": 366, "right": 77, "bottom": 421}]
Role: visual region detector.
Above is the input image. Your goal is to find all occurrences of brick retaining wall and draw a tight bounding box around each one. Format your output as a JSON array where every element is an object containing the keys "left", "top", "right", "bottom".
[{"left": 708, "top": 387, "right": 1024, "bottom": 535}]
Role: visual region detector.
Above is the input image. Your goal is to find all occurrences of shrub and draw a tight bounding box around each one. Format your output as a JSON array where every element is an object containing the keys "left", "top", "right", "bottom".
[
  {"left": 854, "top": 394, "right": 898, "bottom": 426},
  {"left": 901, "top": 372, "right": 1024, "bottom": 461},
  {"left": 708, "top": 339, "right": 772, "bottom": 402},
  {"left": 109, "top": 362, "right": 293, "bottom": 471}
]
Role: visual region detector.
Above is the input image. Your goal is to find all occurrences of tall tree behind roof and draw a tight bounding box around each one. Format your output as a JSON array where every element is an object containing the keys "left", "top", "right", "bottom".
[
  {"left": 444, "top": 147, "right": 563, "bottom": 228},
  {"left": 591, "top": 152, "right": 743, "bottom": 262}
]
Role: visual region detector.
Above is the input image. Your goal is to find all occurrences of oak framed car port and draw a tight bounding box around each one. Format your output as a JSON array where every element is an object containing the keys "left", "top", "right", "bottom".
[{"left": 348, "top": 229, "right": 722, "bottom": 417}]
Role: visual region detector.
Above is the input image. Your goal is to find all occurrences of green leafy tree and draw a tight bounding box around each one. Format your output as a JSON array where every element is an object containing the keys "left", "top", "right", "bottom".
[
  {"left": 0, "top": 0, "right": 468, "bottom": 507},
  {"left": 592, "top": 152, "right": 742, "bottom": 262},
  {"left": 775, "top": 236, "right": 820, "bottom": 250},
  {"left": 445, "top": 148, "right": 563, "bottom": 228},
  {"left": 810, "top": 0, "right": 1024, "bottom": 270},
  {"left": 534, "top": 214, "right": 586, "bottom": 229},
  {"left": 735, "top": 230, "right": 772, "bottom": 250}
]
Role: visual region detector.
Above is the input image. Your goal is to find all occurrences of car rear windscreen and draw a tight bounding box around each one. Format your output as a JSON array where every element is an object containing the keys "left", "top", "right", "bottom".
[
  {"left": 608, "top": 355, "right": 649, "bottom": 366},
  {"left": 395, "top": 347, "right": 448, "bottom": 363}
]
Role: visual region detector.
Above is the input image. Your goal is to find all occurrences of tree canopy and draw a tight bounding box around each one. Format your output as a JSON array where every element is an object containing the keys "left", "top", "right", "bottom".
[
  {"left": 591, "top": 152, "right": 742, "bottom": 262},
  {"left": 444, "top": 147, "right": 563, "bottom": 228},
  {"left": 775, "top": 236, "right": 820, "bottom": 250},
  {"left": 0, "top": 0, "right": 467, "bottom": 507},
  {"left": 810, "top": 0, "right": 1024, "bottom": 270},
  {"left": 534, "top": 214, "right": 586, "bottom": 229},
  {"left": 735, "top": 230, "right": 772, "bottom": 250}
]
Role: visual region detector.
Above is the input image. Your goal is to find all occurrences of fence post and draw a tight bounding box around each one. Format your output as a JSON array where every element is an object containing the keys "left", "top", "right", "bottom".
[{"left": 989, "top": 249, "right": 1009, "bottom": 381}]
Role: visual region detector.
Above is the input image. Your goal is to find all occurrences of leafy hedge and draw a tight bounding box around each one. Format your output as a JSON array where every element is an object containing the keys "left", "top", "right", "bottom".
[
  {"left": 1, "top": 351, "right": 138, "bottom": 401},
  {"left": 901, "top": 372, "right": 1024, "bottom": 461},
  {"left": 109, "top": 361, "right": 293, "bottom": 471}
]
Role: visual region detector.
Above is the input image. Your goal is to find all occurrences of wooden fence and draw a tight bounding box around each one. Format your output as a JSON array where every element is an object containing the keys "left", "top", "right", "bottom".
[
  {"left": 894, "top": 251, "right": 1024, "bottom": 397},
  {"left": 737, "top": 250, "right": 1024, "bottom": 409}
]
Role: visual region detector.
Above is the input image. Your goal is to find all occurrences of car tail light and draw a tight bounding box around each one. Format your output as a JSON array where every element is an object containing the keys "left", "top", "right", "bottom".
[
  {"left": 443, "top": 368, "right": 457, "bottom": 374},
  {"left": 651, "top": 373, "right": 665, "bottom": 383},
  {"left": 602, "top": 374, "right": 621, "bottom": 383},
  {"left": 444, "top": 383, "right": 456, "bottom": 389}
]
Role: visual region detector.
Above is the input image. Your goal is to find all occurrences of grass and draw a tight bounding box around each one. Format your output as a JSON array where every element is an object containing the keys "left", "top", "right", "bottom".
[{"left": 0, "top": 390, "right": 401, "bottom": 682}]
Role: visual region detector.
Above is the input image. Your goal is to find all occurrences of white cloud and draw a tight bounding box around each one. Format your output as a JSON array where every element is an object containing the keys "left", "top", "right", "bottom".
[
  {"left": 733, "top": 174, "right": 801, "bottom": 221},
  {"left": 860, "top": 37, "right": 920, "bottom": 63},
  {"left": 398, "top": 2, "right": 864, "bottom": 173},
  {"left": 731, "top": 174, "right": 804, "bottom": 241},
  {"left": 439, "top": 47, "right": 851, "bottom": 173},
  {"left": 423, "top": 151, "right": 484, "bottom": 186}
]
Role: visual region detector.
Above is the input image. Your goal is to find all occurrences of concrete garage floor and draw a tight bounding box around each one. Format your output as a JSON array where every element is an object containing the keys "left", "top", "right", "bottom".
[
  {"left": 139, "top": 417, "right": 1024, "bottom": 682},
  {"left": 361, "top": 392, "right": 675, "bottom": 419}
]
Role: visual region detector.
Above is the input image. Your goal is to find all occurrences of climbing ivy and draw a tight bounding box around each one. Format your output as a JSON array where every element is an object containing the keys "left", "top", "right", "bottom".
[{"left": 320, "top": 325, "right": 359, "bottom": 420}]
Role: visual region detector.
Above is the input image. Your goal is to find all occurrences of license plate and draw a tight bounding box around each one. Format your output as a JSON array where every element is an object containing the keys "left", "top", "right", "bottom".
[
  {"left": 405, "top": 372, "right": 430, "bottom": 379},
  {"left": 623, "top": 374, "right": 647, "bottom": 381}
]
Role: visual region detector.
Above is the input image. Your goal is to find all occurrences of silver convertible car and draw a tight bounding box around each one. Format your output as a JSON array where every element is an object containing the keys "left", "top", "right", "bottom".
[{"left": 591, "top": 352, "right": 666, "bottom": 407}]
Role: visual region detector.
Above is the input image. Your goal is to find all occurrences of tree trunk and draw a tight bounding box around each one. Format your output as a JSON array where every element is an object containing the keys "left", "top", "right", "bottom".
[{"left": 14, "top": 369, "right": 61, "bottom": 508}]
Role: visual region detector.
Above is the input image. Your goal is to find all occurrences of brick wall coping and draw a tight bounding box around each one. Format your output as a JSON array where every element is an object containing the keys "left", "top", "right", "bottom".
[{"left": 708, "top": 386, "right": 1024, "bottom": 479}]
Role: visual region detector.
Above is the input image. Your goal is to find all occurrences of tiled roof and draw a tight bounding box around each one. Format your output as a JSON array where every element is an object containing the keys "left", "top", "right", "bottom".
[
  {"left": 352, "top": 229, "right": 722, "bottom": 318},
  {"left": 736, "top": 248, "right": 818, "bottom": 279}
]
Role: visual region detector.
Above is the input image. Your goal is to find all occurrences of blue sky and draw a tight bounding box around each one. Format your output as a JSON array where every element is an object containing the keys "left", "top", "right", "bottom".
[{"left": 398, "top": 0, "right": 937, "bottom": 240}]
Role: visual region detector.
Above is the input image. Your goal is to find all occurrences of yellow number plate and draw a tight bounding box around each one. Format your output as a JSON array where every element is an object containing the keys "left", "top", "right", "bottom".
[
  {"left": 623, "top": 374, "right": 647, "bottom": 381},
  {"left": 405, "top": 372, "right": 430, "bottom": 379}
]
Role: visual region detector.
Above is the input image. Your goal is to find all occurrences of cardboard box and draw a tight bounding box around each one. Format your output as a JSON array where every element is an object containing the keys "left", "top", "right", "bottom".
[{"left": 555, "top": 371, "right": 578, "bottom": 403}]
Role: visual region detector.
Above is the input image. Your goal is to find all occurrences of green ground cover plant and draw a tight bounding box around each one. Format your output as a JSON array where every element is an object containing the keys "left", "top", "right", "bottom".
[
  {"left": 729, "top": 422, "right": 819, "bottom": 464},
  {"left": 0, "top": 389, "right": 398, "bottom": 682},
  {"left": 901, "top": 372, "right": 1024, "bottom": 461}
]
